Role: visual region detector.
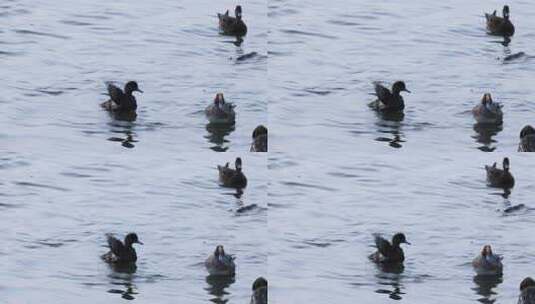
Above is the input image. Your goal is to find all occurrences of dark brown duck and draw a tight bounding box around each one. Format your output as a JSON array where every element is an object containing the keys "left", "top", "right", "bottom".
[
  {"left": 218, "top": 5, "right": 247, "bottom": 37},
  {"left": 485, "top": 157, "right": 515, "bottom": 189},
  {"left": 369, "top": 233, "right": 410, "bottom": 264},
  {"left": 519, "top": 277, "right": 535, "bottom": 304},
  {"left": 519, "top": 125, "right": 535, "bottom": 152},
  {"left": 485, "top": 5, "right": 515, "bottom": 37},
  {"left": 250, "top": 125, "right": 268, "bottom": 152},
  {"left": 369, "top": 81, "right": 410, "bottom": 113},
  {"left": 101, "top": 81, "right": 143, "bottom": 113},
  {"left": 101, "top": 233, "right": 143, "bottom": 263},
  {"left": 218, "top": 157, "right": 247, "bottom": 188}
]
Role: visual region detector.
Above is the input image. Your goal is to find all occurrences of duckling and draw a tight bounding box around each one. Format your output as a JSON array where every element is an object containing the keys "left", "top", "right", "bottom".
[
  {"left": 218, "top": 5, "right": 247, "bottom": 36},
  {"left": 485, "top": 5, "right": 515, "bottom": 37},
  {"left": 205, "top": 245, "right": 236, "bottom": 276},
  {"left": 485, "top": 157, "right": 515, "bottom": 189},
  {"left": 472, "top": 245, "right": 503, "bottom": 276},
  {"left": 369, "top": 233, "right": 410, "bottom": 264},
  {"left": 518, "top": 277, "right": 535, "bottom": 304},
  {"left": 101, "top": 233, "right": 143, "bottom": 263},
  {"left": 250, "top": 125, "right": 268, "bottom": 152},
  {"left": 472, "top": 93, "right": 503, "bottom": 124},
  {"left": 205, "top": 93, "right": 236, "bottom": 124},
  {"left": 369, "top": 81, "right": 410, "bottom": 113},
  {"left": 250, "top": 277, "right": 267, "bottom": 304},
  {"left": 519, "top": 125, "right": 535, "bottom": 152},
  {"left": 218, "top": 157, "right": 247, "bottom": 188},
  {"left": 100, "top": 81, "right": 143, "bottom": 113}
]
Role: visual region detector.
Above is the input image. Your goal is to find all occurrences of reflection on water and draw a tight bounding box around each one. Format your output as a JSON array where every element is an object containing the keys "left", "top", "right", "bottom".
[
  {"left": 205, "top": 275, "right": 235, "bottom": 304},
  {"left": 472, "top": 275, "right": 503, "bottom": 304},
  {"left": 205, "top": 123, "right": 235, "bottom": 152},
  {"left": 473, "top": 123, "right": 503, "bottom": 152},
  {"left": 107, "top": 266, "right": 138, "bottom": 300},
  {"left": 374, "top": 264, "right": 405, "bottom": 301},
  {"left": 374, "top": 112, "right": 405, "bottom": 148},
  {"left": 107, "top": 132, "right": 138, "bottom": 149}
]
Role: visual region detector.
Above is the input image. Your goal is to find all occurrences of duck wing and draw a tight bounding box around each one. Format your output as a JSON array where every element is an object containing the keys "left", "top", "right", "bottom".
[
  {"left": 374, "top": 83, "right": 393, "bottom": 105},
  {"left": 106, "top": 234, "right": 126, "bottom": 257},
  {"left": 374, "top": 235, "right": 393, "bottom": 257},
  {"left": 107, "top": 84, "right": 125, "bottom": 106}
]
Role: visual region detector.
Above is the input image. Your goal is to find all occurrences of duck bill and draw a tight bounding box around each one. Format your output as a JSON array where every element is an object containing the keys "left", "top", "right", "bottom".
[
  {"left": 136, "top": 89, "right": 144, "bottom": 93},
  {"left": 403, "top": 89, "right": 411, "bottom": 93},
  {"left": 136, "top": 241, "right": 144, "bottom": 245},
  {"left": 404, "top": 241, "right": 411, "bottom": 245}
]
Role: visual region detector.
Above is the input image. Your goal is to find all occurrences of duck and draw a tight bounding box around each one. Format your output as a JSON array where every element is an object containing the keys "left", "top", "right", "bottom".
[
  {"left": 218, "top": 5, "right": 247, "bottom": 36},
  {"left": 218, "top": 157, "right": 247, "bottom": 188},
  {"left": 369, "top": 233, "right": 410, "bottom": 264},
  {"left": 250, "top": 277, "right": 268, "bottom": 304},
  {"left": 205, "top": 93, "right": 236, "bottom": 124},
  {"left": 519, "top": 125, "right": 535, "bottom": 152},
  {"left": 205, "top": 245, "right": 236, "bottom": 276},
  {"left": 472, "top": 245, "right": 503, "bottom": 276},
  {"left": 485, "top": 157, "right": 515, "bottom": 189},
  {"left": 518, "top": 277, "right": 535, "bottom": 304},
  {"left": 472, "top": 93, "right": 503, "bottom": 124},
  {"left": 369, "top": 81, "right": 410, "bottom": 113},
  {"left": 485, "top": 5, "right": 515, "bottom": 37},
  {"left": 100, "top": 81, "right": 143, "bottom": 113},
  {"left": 250, "top": 125, "right": 268, "bottom": 152},
  {"left": 101, "top": 233, "right": 143, "bottom": 263}
]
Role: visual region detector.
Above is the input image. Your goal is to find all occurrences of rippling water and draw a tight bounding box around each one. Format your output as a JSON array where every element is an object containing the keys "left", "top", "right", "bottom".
[
  {"left": 270, "top": 151, "right": 535, "bottom": 303},
  {"left": 270, "top": 0, "right": 535, "bottom": 153},
  {"left": 1, "top": 0, "right": 267, "bottom": 303}
]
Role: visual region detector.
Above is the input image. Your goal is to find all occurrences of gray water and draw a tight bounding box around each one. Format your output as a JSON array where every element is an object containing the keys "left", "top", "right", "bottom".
[
  {"left": 3, "top": 0, "right": 535, "bottom": 303},
  {"left": 1, "top": 0, "right": 267, "bottom": 303}
]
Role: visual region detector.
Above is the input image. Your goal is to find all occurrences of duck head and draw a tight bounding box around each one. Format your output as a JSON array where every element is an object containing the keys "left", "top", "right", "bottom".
[
  {"left": 125, "top": 233, "right": 143, "bottom": 246},
  {"left": 252, "top": 125, "right": 268, "bottom": 139},
  {"left": 235, "top": 157, "right": 243, "bottom": 172},
  {"left": 214, "top": 93, "right": 225, "bottom": 106},
  {"left": 235, "top": 5, "right": 243, "bottom": 20},
  {"left": 481, "top": 245, "right": 493, "bottom": 257},
  {"left": 392, "top": 81, "right": 410, "bottom": 94},
  {"left": 252, "top": 277, "right": 268, "bottom": 291},
  {"left": 520, "top": 125, "right": 535, "bottom": 139},
  {"left": 214, "top": 245, "right": 226, "bottom": 261},
  {"left": 124, "top": 81, "right": 143, "bottom": 95},
  {"left": 503, "top": 157, "right": 510, "bottom": 171},
  {"left": 481, "top": 93, "right": 493, "bottom": 105},
  {"left": 503, "top": 5, "right": 510, "bottom": 19},
  {"left": 520, "top": 277, "right": 535, "bottom": 291},
  {"left": 392, "top": 233, "right": 410, "bottom": 246}
]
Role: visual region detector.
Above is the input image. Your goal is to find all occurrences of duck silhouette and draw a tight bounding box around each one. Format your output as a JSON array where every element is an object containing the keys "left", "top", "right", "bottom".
[
  {"left": 485, "top": 5, "right": 515, "bottom": 37},
  {"left": 218, "top": 5, "right": 247, "bottom": 37},
  {"left": 485, "top": 157, "right": 515, "bottom": 189},
  {"left": 369, "top": 81, "right": 410, "bottom": 113},
  {"left": 519, "top": 125, "right": 535, "bottom": 152},
  {"left": 369, "top": 233, "right": 410, "bottom": 264},
  {"left": 101, "top": 233, "right": 143, "bottom": 264}
]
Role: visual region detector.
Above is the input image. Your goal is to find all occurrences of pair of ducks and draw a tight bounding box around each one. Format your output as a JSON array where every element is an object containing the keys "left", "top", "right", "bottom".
[
  {"left": 101, "top": 84, "right": 268, "bottom": 152},
  {"left": 102, "top": 237, "right": 267, "bottom": 303},
  {"left": 205, "top": 93, "right": 268, "bottom": 152}
]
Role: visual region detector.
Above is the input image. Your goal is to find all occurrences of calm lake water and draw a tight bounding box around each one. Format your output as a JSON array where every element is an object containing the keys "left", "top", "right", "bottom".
[
  {"left": 1, "top": 0, "right": 267, "bottom": 303},
  {"left": 3, "top": 0, "right": 535, "bottom": 303}
]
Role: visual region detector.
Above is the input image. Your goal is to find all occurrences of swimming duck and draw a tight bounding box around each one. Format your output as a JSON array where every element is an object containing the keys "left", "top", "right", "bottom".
[
  {"left": 250, "top": 277, "right": 268, "bottom": 304},
  {"left": 485, "top": 5, "right": 515, "bottom": 37},
  {"left": 369, "top": 81, "right": 410, "bottom": 112},
  {"left": 519, "top": 125, "right": 535, "bottom": 152},
  {"left": 101, "top": 233, "right": 143, "bottom": 263},
  {"left": 472, "top": 93, "right": 503, "bottom": 124},
  {"left": 205, "top": 93, "right": 236, "bottom": 124},
  {"left": 205, "top": 245, "right": 236, "bottom": 276},
  {"left": 218, "top": 157, "right": 247, "bottom": 188},
  {"left": 369, "top": 233, "right": 410, "bottom": 264},
  {"left": 100, "top": 81, "right": 143, "bottom": 113},
  {"left": 472, "top": 245, "right": 503, "bottom": 276},
  {"left": 218, "top": 5, "right": 247, "bottom": 36},
  {"left": 518, "top": 277, "right": 535, "bottom": 304},
  {"left": 485, "top": 157, "right": 515, "bottom": 189},
  {"left": 250, "top": 125, "right": 268, "bottom": 152}
]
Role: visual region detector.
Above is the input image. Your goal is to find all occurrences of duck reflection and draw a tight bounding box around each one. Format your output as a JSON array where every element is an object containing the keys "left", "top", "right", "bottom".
[
  {"left": 472, "top": 275, "right": 503, "bottom": 304},
  {"left": 472, "top": 123, "right": 502, "bottom": 152},
  {"left": 106, "top": 264, "right": 138, "bottom": 300},
  {"left": 205, "top": 123, "right": 235, "bottom": 152},
  {"left": 374, "top": 112, "right": 406, "bottom": 149},
  {"left": 374, "top": 263, "right": 405, "bottom": 300},
  {"left": 205, "top": 275, "right": 235, "bottom": 304},
  {"left": 107, "top": 131, "right": 138, "bottom": 149}
]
